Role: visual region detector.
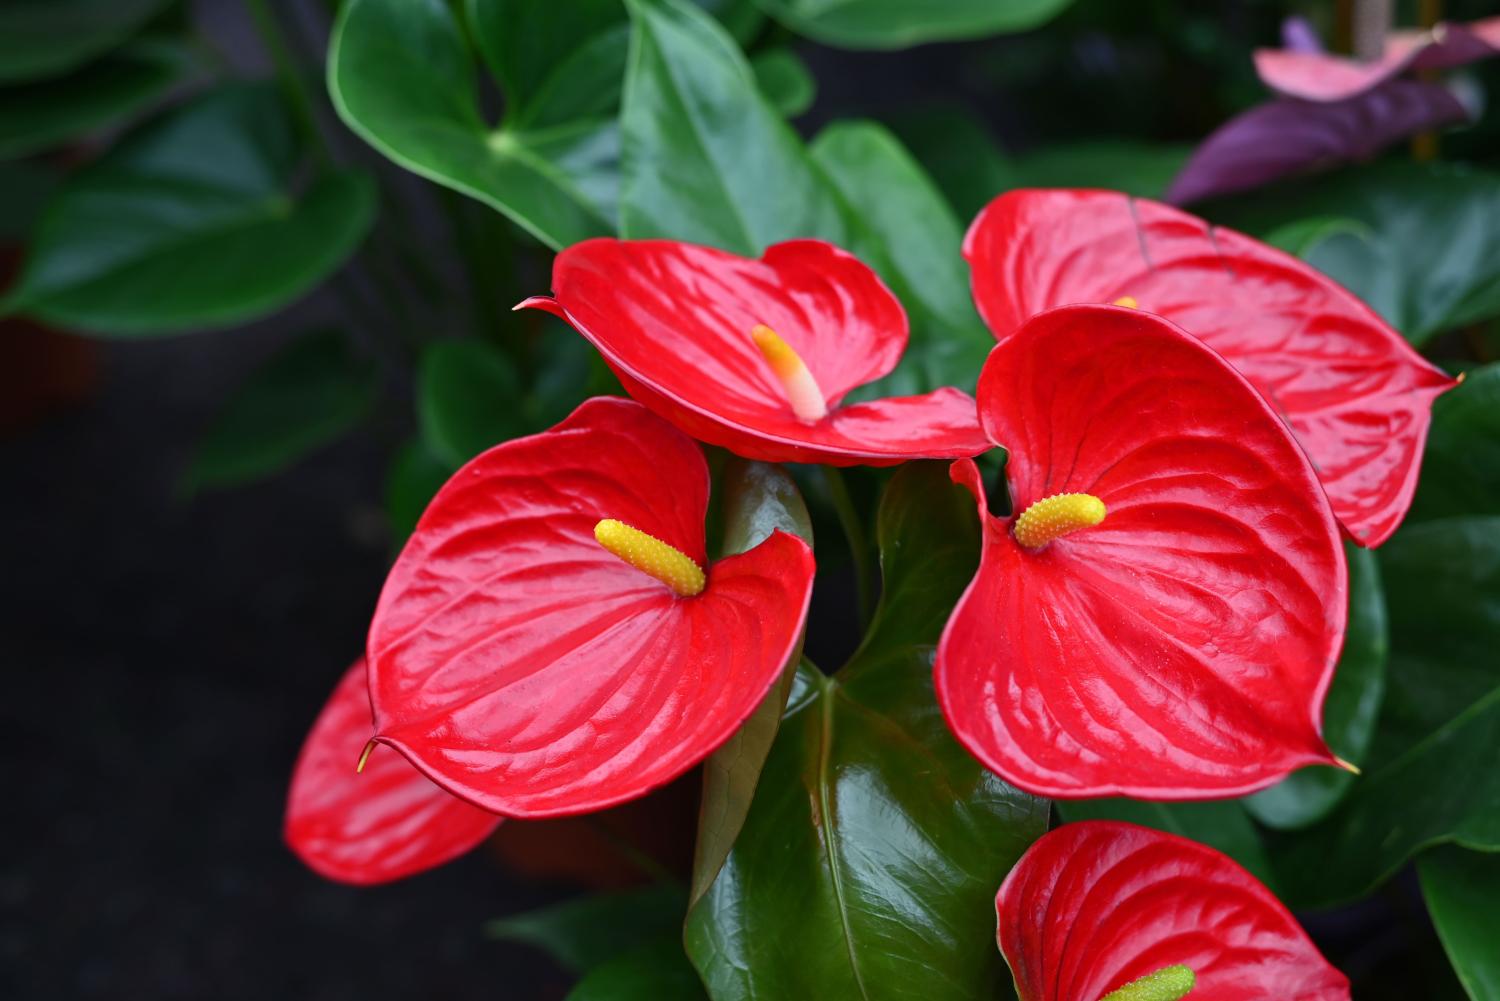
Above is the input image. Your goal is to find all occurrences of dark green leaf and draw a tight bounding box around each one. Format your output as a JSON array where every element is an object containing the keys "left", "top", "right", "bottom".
[
  {"left": 329, "top": 0, "right": 616, "bottom": 250},
  {"left": 486, "top": 884, "right": 687, "bottom": 974},
  {"left": 685, "top": 463, "right": 1048, "bottom": 1001},
  {"left": 1056, "top": 798, "right": 1277, "bottom": 889},
  {"left": 1409, "top": 364, "right": 1500, "bottom": 523},
  {"left": 2, "top": 84, "right": 375, "bottom": 336},
  {"left": 466, "top": 0, "right": 624, "bottom": 125},
  {"left": 753, "top": 0, "right": 1074, "bottom": 49},
  {"left": 690, "top": 460, "right": 812, "bottom": 908},
  {"left": 0, "top": 0, "right": 172, "bottom": 84},
  {"left": 384, "top": 438, "right": 451, "bottom": 541},
  {"left": 183, "top": 331, "right": 377, "bottom": 492},
  {"left": 0, "top": 42, "right": 185, "bottom": 160},
  {"left": 619, "top": 0, "right": 846, "bottom": 254},
  {"left": 1009, "top": 141, "right": 1191, "bottom": 199},
  {"left": 750, "top": 47, "right": 814, "bottom": 117},
  {"left": 810, "top": 120, "right": 990, "bottom": 395},
  {"left": 417, "top": 338, "right": 525, "bottom": 468},
  {"left": 1419, "top": 846, "right": 1500, "bottom": 1001},
  {"left": 1260, "top": 216, "right": 1369, "bottom": 257},
  {"left": 889, "top": 107, "right": 1013, "bottom": 222},
  {"left": 0, "top": 160, "right": 57, "bottom": 239},
  {"left": 1246, "top": 545, "right": 1388, "bottom": 829},
  {"left": 566, "top": 939, "right": 709, "bottom": 1001}
]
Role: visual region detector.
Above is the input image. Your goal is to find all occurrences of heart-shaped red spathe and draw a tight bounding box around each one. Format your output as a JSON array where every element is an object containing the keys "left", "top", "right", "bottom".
[
  {"left": 1255, "top": 17, "right": 1500, "bottom": 101},
  {"left": 998, "top": 821, "right": 1350, "bottom": 1001},
  {"left": 519, "top": 238, "right": 988, "bottom": 466},
  {"left": 366, "top": 397, "right": 815, "bottom": 819},
  {"left": 964, "top": 188, "right": 1456, "bottom": 547},
  {"left": 284, "top": 660, "right": 501, "bottom": 885},
  {"left": 936, "top": 304, "right": 1345, "bottom": 800}
]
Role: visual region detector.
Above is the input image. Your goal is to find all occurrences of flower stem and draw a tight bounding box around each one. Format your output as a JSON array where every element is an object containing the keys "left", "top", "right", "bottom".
[{"left": 823, "top": 467, "right": 873, "bottom": 628}]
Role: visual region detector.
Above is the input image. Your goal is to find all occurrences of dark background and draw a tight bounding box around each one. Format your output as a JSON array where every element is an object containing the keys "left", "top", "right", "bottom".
[{"left": 3, "top": 0, "right": 1491, "bottom": 998}]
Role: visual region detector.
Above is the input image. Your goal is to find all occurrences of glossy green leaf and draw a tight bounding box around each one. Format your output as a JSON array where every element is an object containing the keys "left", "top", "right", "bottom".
[
  {"left": 0, "top": 0, "right": 172, "bottom": 84},
  {"left": 2, "top": 85, "right": 375, "bottom": 337},
  {"left": 691, "top": 459, "right": 812, "bottom": 908},
  {"left": 384, "top": 438, "right": 450, "bottom": 541},
  {"left": 1056, "top": 798, "right": 1276, "bottom": 889},
  {"left": 467, "top": 0, "right": 624, "bottom": 126},
  {"left": 1245, "top": 545, "right": 1388, "bottom": 829},
  {"left": 753, "top": 0, "right": 1074, "bottom": 49},
  {"left": 566, "top": 939, "right": 709, "bottom": 1001},
  {"left": 1265, "top": 517, "right": 1500, "bottom": 908},
  {"left": 1409, "top": 364, "right": 1500, "bottom": 523},
  {"left": 810, "top": 120, "right": 990, "bottom": 395},
  {"left": 329, "top": 0, "right": 616, "bottom": 250},
  {"left": 750, "top": 48, "right": 815, "bottom": 117},
  {"left": 1419, "top": 846, "right": 1500, "bottom": 1001},
  {"left": 619, "top": 0, "right": 847, "bottom": 254},
  {"left": 486, "top": 884, "right": 687, "bottom": 974},
  {"left": 890, "top": 107, "right": 1014, "bottom": 222},
  {"left": 1009, "top": 141, "right": 1192, "bottom": 199},
  {"left": 183, "top": 331, "right": 377, "bottom": 493},
  {"left": 417, "top": 338, "right": 525, "bottom": 469},
  {"left": 0, "top": 42, "right": 185, "bottom": 160},
  {"left": 686, "top": 462, "right": 1048, "bottom": 1001}
]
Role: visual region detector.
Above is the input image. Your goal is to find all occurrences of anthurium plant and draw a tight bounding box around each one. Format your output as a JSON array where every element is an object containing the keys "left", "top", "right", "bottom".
[{"left": 8, "top": 0, "right": 1500, "bottom": 998}]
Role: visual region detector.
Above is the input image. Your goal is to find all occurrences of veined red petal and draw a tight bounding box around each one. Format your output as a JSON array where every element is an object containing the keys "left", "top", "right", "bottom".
[
  {"left": 937, "top": 305, "right": 1345, "bottom": 799},
  {"left": 521, "top": 238, "right": 988, "bottom": 466},
  {"left": 284, "top": 660, "right": 500, "bottom": 885},
  {"left": 964, "top": 188, "right": 1456, "bottom": 546},
  {"left": 997, "top": 821, "right": 1350, "bottom": 1001},
  {"left": 1255, "top": 17, "right": 1500, "bottom": 101},
  {"left": 366, "top": 397, "right": 815, "bottom": 818}
]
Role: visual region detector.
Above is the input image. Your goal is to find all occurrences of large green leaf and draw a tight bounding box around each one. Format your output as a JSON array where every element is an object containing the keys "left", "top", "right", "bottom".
[
  {"left": 690, "top": 459, "right": 813, "bottom": 908},
  {"left": 416, "top": 338, "right": 526, "bottom": 469},
  {"left": 1419, "top": 846, "right": 1500, "bottom": 1001},
  {"left": 329, "top": 0, "right": 616, "bottom": 250},
  {"left": 566, "top": 939, "right": 709, "bottom": 1001},
  {"left": 752, "top": 0, "right": 1074, "bottom": 49},
  {"left": 1245, "top": 545, "right": 1388, "bottom": 829},
  {"left": 2, "top": 85, "right": 375, "bottom": 337},
  {"left": 750, "top": 47, "right": 815, "bottom": 118},
  {"left": 1408, "top": 364, "right": 1500, "bottom": 523},
  {"left": 685, "top": 462, "right": 1048, "bottom": 1001},
  {"left": 889, "top": 107, "right": 1014, "bottom": 222},
  {"left": 183, "top": 330, "right": 378, "bottom": 492},
  {"left": 0, "top": 42, "right": 185, "bottom": 160},
  {"left": 486, "top": 884, "right": 688, "bottom": 974},
  {"left": 1008, "top": 141, "right": 1191, "bottom": 199},
  {"left": 0, "top": 0, "right": 173, "bottom": 84},
  {"left": 466, "top": 0, "right": 624, "bottom": 127},
  {"left": 619, "top": 0, "right": 846, "bottom": 254},
  {"left": 1055, "top": 798, "right": 1276, "bottom": 889},
  {"left": 809, "top": 121, "right": 991, "bottom": 395}
]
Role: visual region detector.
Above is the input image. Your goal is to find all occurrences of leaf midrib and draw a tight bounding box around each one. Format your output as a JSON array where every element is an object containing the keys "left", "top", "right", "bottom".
[{"left": 815, "top": 672, "right": 873, "bottom": 1001}]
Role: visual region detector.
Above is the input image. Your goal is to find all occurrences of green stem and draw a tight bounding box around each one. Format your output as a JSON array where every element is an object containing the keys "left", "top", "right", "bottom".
[
  {"left": 245, "top": 0, "right": 332, "bottom": 167},
  {"left": 823, "top": 467, "right": 873, "bottom": 628}
]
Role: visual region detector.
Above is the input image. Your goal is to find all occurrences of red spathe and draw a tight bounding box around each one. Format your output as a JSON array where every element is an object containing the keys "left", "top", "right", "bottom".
[
  {"left": 521, "top": 238, "right": 988, "bottom": 466},
  {"left": 936, "top": 305, "right": 1346, "bottom": 800},
  {"left": 366, "top": 397, "right": 815, "bottom": 818},
  {"left": 997, "top": 821, "right": 1350, "bottom": 1001}
]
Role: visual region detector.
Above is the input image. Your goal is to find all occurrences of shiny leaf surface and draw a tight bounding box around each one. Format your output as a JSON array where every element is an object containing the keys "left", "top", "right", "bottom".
[
  {"left": 184, "top": 330, "right": 378, "bottom": 493},
  {"left": 1246, "top": 545, "right": 1388, "bottom": 829},
  {"left": 329, "top": 0, "right": 616, "bottom": 250},
  {"left": 618, "top": 0, "right": 847, "bottom": 253},
  {"left": 686, "top": 462, "right": 1049, "bottom": 1001},
  {"left": 752, "top": 0, "right": 1074, "bottom": 49},
  {"left": 998, "top": 822, "right": 1349, "bottom": 1001},
  {"left": 523, "top": 238, "right": 987, "bottom": 466},
  {"left": 367, "top": 397, "right": 815, "bottom": 818},
  {"left": 284, "top": 660, "right": 500, "bottom": 885},
  {"left": 938, "top": 305, "right": 1346, "bottom": 799},
  {"left": 1419, "top": 846, "right": 1500, "bottom": 1001},
  {"left": 2, "top": 85, "right": 376, "bottom": 336},
  {"left": 416, "top": 338, "right": 525, "bottom": 469},
  {"left": 965, "top": 189, "right": 1456, "bottom": 545},
  {"left": 0, "top": 0, "right": 171, "bottom": 84}
]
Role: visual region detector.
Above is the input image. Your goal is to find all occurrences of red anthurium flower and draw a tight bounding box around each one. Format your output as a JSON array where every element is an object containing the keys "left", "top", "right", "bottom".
[
  {"left": 936, "top": 304, "right": 1346, "bottom": 799},
  {"left": 284, "top": 660, "right": 501, "bottom": 885},
  {"left": 518, "top": 238, "right": 989, "bottom": 466},
  {"left": 366, "top": 397, "right": 815, "bottom": 818},
  {"left": 997, "top": 821, "right": 1350, "bottom": 1001},
  {"left": 1256, "top": 16, "right": 1500, "bottom": 102},
  {"left": 964, "top": 188, "right": 1457, "bottom": 547}
]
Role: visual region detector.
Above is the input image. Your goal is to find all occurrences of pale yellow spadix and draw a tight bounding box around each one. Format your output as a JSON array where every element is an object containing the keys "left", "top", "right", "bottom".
[{"left": 751, "top": 324, "right": 828, "bottom": 422}]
